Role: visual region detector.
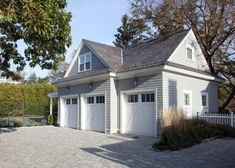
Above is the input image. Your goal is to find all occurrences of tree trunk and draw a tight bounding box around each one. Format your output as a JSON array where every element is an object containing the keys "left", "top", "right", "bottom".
[
  {"left": 221, "top": 86, "right": 235, "bottom": 110},
  {"left": 206, "top": 56, "right": 215, "bottom": 74}
]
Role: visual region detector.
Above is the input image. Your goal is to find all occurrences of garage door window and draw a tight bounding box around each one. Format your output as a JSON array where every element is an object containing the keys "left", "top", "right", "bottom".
[
  {"left": 72, "top": 98, "right": 77, "bottom": 104},
  {"left": 87, "top": 97, "right": 94, "bottom": 104},
  {"left": 96, "top": 96, "right": 105, "bottom": 104},
  {"left": 65, "top": 98, "right": 70, "bottom": 105},
  {"left": 127, "top": 94, "right": 138, "bottom": 103},
  {"left": 142, "top": 93, "right": 154, "bottom": 102}
]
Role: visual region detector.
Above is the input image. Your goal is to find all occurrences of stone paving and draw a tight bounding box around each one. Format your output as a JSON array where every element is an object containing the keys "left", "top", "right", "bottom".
[{"left": 0, "top": 127, "right": 235, "bottom": 168}]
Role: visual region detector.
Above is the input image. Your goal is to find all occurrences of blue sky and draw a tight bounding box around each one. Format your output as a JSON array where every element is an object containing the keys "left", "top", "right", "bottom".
[{"left": 23, "top": 0, "right": 130, "bottom": 78}]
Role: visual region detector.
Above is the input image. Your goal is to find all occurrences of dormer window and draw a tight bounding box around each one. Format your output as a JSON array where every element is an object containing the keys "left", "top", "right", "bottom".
[
  {"left": 186, "top": 45, "right": 194, "bottom": 61},
  {"left": 79, "top": 52, "right": 91, "bottom": 72}
]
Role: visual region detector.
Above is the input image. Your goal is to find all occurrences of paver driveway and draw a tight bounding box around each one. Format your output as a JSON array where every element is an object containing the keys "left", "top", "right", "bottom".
[{"left": 0, "top": 127, "right": 235, "bottom": 168}]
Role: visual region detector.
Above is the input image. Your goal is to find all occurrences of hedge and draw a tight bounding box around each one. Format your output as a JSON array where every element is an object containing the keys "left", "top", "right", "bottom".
[{"left": 0, "top": 83, "right": 57, "bottom": 117}]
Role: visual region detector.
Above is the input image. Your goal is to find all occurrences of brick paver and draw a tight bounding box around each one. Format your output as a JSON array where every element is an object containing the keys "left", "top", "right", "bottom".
[{"left": 0, "top": 127, "right": 235, "bottom": 168}]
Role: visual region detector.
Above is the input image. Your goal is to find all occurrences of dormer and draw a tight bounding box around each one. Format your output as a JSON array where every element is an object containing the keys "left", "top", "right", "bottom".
[{"left": 78, "top": 52, "right": 92, "bottom": 72}]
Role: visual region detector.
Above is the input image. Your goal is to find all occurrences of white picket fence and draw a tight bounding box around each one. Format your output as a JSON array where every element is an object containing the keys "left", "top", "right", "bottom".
[{"left": 198, "top": 112, "right": 235, "bottom": 128}]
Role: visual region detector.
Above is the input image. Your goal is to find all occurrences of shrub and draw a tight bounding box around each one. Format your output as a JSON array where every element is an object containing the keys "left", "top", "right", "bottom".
[
  {"left": 48, "top": 115, "right": 53, "bottom": 125},
  {"left": 14, "top": 120, "right": 23, "bottom": 127},
  {"left": 154, "top": 118, "right": 235, "bottom": 151},
  {"left": 160, "top": 107, "right": 185, "bottom": 127},
  {"left": 0, "top": 83, "right": 57, "bottom": 117}
]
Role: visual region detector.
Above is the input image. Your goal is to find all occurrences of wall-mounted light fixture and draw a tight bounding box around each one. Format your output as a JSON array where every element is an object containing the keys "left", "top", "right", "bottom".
[
  {"left": 88, "top": 82, "right": 93, "bottom": 89},
  {"left": 133, "top": 77, "right": 138, "bottom": 87},
  {"left": 65, "top": 86, "right": 70, "bottom": 93}
]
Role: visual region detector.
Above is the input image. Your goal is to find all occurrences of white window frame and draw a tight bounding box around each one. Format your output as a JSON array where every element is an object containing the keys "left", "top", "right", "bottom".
[
  {"left": 141, "top": 93, "right": 155, "bottom": 103},
  {"left": 201, "top": 92, "right": 209, "bottom": 109},
  {"left": 183, "top": 90, "right": 192, "bottom": 107},
  {"left": 186, "top": 44, "right": 194, "bottom": 62},
  {"left": 126, "top": 94, "right": 139, "bottom": 103},
  {"left": 78, "top": 52, "right": 92, "bottom": 72}
]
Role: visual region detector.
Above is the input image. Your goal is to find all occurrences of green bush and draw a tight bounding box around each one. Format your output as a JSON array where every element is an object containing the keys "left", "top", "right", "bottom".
[
  {"left": 14, "top": 120, "right": 23, "bottom": 127},
  {"left": 153, "top": 119, "right": 235, "bottom": 151},
  {"left": 48, "top": 115, "right": 53, "bottom": 125},
  {"left": 0, "top": 83, "right": 57, "bottom": 117}
]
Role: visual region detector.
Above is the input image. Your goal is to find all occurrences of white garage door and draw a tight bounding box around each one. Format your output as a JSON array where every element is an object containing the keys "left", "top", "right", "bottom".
[
  {"left": 122, "top": 92, "right": 155, "bottom": 136},
  {"left": 62, "top": 97, "right": 78, "bottom": 128},
  {"left": 82, "top": 95, "right": 105, "bottom": 132}
]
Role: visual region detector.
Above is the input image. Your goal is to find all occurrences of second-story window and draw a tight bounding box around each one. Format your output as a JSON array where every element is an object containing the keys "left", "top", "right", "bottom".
[
  {"left": 79, "top": 52, "right": 91, "bottom": 72},
  {"left": 186, "top": 45, "right": 194, "bottom": 61}
]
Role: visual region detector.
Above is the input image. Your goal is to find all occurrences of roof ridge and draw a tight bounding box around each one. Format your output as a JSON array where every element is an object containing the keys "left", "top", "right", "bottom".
[
  {"left": 125, "top": 29, "right": 190, "bottom": 50},
  {"left": 83, "top": 39, "right": 121, "bottom": 50}
]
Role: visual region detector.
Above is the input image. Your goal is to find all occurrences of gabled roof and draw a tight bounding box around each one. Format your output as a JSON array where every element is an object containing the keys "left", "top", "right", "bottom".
[
  {"left": 62, "top": 29, "right": 192, "bottom": 82},
  {"left": 122, "top": 30, "right": 190, "bottom": 71},
  {"left": 83, "top": 39, "right": 122, "bottom": 71},
  {"left": 81, "top": 30, "right": 190, "bottom": 73}
]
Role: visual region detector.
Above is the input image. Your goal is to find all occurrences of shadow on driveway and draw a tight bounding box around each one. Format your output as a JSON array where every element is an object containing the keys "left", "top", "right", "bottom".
[
  {"left": 81, "top": 135, "right": 235, "bottom": 168},
  {"left": 81, "top": 135, "right": 159, "bottom": 168},
  {"left": 0, "top": 127, "right": 17, "bottom": 134}
]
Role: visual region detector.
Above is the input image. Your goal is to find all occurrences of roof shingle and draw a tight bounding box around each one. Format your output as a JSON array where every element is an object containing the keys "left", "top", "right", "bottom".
[{"left": 123, "top": 30, "right": 189, "bottom": 70}]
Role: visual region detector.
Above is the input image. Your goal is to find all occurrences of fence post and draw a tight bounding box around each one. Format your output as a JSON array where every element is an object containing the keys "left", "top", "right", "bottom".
[
  {"left": 231, "top": 112, "right": 234, "bottom": 128},
  {"left": 197, "top": 112, "right": 199, "bottom": 120}
]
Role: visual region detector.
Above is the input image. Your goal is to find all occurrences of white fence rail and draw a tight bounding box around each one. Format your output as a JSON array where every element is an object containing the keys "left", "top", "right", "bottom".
[{"left": 198, "top": 112, "right": 235, "bottom": 128}]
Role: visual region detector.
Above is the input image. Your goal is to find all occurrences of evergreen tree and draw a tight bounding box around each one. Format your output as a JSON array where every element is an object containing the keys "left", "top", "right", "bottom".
[{"left": 113, "top": 15, "right": 147, "bottom": 48}]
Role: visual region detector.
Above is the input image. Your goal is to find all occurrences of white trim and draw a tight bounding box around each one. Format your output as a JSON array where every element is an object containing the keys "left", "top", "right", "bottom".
[
  {"left": 201, "top": 92, "right": 209, "bottom": 113},
  {"left": 154, "top": 88, "right": 158, "bottom": 137},
  {"left": 60, "top": 94, "right": 79, "bottom": 98},
  {"left": 64, "top": 42, "right": 84, "bottom": 77},
  {"left": 163, "top": 65, "right": 222, "bottom": 82},
  {"left": 78, "top": 52, "right": 92, "bottom": 72},
  {"left": 116, "top": 66, "right": 163, "bottom": 80},
  {"left": 57, "top": 96, "right": 61, "bottom": 125},
  {"left": 104, "top": 91, "right": 107, "bottom": 134},
  {"left": 55, "top": 73, "right": 109, "bottom": 87},
  {"left": 109, "top": 72, "right": 117, "bottom": 77},
  {"left": 186, "top": 44, "right": 195, "bottom": 62},
  {"left": 183, "top": 90, "right": 192, "bottom": 107},
  {"left": 109, "top": 77, "right": 118, "bottom": 134},
  {"left": 120, "top": 89, "right": 156, "bottom": 95},
  {"left": 82, "top": 91, "right": 105, "bottom": 97}
]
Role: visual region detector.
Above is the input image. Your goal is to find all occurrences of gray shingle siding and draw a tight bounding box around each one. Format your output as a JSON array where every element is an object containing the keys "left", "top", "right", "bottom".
[{"left": 162, "top": 71, "right": 218, "bottom": 114}]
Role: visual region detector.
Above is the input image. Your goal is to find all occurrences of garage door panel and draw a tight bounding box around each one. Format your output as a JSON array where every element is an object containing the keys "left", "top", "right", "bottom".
[
  {"left": 82, "top": 95, "right": 105, "bottom": 132},
  {"left": 123, "top": 93, "right": 155, "bottom": 136},
  {"left": 62, "top": 97, "right": 78, "bottom": 129}
]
